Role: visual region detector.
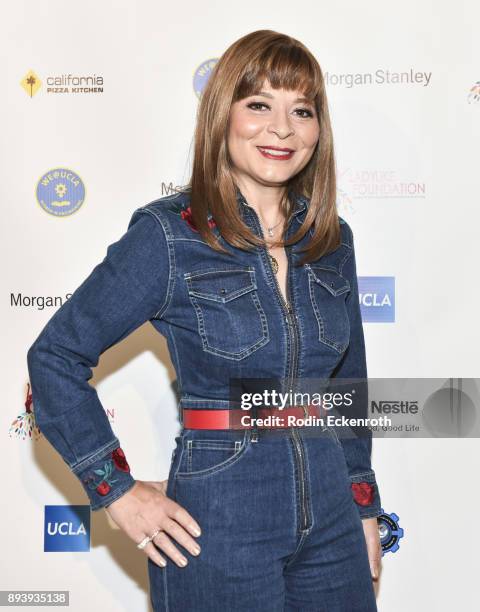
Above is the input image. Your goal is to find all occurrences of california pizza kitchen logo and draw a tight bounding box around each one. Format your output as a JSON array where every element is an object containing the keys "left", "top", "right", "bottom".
[{"left": 20, "top": 69, "right": 104, "bottom": 97}]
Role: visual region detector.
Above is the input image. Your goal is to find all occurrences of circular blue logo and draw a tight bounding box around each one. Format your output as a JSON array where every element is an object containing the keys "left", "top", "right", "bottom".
[
  {"left": 377, "top": 508, "right": 404, "bottom": 555},
  {"left": 193, "top": 58, "right": 218, "bottom": 98},
  {"left": 36, "top": 168, "right": 86, "bottom": 216}
]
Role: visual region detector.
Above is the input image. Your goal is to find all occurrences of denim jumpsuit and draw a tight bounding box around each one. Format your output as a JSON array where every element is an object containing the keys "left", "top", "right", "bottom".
[{"left": 27, "top": 187, "right": 382, "bottom": 611}]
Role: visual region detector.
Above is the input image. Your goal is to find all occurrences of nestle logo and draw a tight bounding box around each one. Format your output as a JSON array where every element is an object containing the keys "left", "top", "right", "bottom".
[{"left": 371, "top": 401, "right": 418, "bottom": 414}]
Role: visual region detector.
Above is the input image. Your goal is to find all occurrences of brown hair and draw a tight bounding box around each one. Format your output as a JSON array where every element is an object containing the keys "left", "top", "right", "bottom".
[{"left": 181, "top": 29, "right": 341, "bottom": 266}]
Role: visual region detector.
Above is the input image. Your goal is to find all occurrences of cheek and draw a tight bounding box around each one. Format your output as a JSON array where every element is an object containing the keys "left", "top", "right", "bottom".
[
  {"left": 230, "top": 112, "right": 263, "bottom": 140},
  {"left": 299, "top": 123, "right": 320, "bottom": 149}
]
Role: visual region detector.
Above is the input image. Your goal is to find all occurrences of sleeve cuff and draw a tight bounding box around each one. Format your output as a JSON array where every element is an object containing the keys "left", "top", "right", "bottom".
[
  {"left": 349, "top": 471, "right": 382, "bottom": 519},
  {"left": 71, "top": 442, "right": 136, "bottom": 511}
]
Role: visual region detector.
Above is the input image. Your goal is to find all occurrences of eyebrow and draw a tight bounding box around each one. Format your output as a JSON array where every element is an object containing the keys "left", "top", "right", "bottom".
[{"left": 253, "top": 90, "right": 314, "bottom": 104}]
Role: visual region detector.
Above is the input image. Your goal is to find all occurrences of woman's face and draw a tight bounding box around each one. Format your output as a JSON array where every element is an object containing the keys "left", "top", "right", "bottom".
[{"left": 227, "top": 79, "right": 320, "bottom": 190}]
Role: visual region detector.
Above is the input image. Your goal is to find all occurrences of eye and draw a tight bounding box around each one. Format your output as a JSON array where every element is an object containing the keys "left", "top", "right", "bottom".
[
  {"left": 247, "top": 102, "right": 269, "bottom": 111},
  {"left": 246, "top": 101, "right": 314, "bottom": 119},
  {"left": 294, "top": 108, "right": 314, "bottom": 119}
]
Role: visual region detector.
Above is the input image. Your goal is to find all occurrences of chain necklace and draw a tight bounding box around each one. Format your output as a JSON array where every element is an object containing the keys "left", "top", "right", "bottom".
[
  {"left": 265, "top": 217, "right": 284, "bottom": 238},
  {"left": 259, "top": 219, "right": 285, "bottom": 275},
  {"left": 245, "top": 200, "right": 286, "bottom": 275}
]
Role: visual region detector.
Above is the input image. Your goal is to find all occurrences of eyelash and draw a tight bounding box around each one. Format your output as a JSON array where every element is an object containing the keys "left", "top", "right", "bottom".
[{"left": 246, "top": 101, "right": 314, "bottom": 118}]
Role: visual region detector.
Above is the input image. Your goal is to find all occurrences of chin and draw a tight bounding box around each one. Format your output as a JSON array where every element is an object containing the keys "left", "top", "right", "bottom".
[{"left": 258, "top": 171, "right": 295, "bottom": 184}]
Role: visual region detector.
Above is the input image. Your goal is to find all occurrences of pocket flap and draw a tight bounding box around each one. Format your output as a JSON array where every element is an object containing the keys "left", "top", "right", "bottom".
[
  {"left": 185, "top": 267, "right": 256, "bottom": 303},
  {"left": 308, "top": 266, "right": 350, "bottom": 296}
]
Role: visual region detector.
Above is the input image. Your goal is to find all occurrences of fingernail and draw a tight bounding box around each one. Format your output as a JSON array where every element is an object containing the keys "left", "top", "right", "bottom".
[
  {"left": 178, "top": 557, "right": 188, "bottom": 567},
  {"left": 158, "top": 559, "right": 166, "bottom": 567},
  {"left": 371, "top": 567, "right": 378, "bottom": 579},
  {"left": 191, "top": 546, "right": 201, "bottom": 555},
  {"left": 191, "top": 525, "right": 201, "bottom": 536}
]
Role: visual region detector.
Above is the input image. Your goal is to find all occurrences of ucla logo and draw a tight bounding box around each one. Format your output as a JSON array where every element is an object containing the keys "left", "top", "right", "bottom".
[
  {"left": 44, "top": 505, "right": 90, "bottom": 552},
  {"left": 36, "top": 168, "right": 86, "bottom": 216},
  {"left": 377, "top": 508, "right": 404, "bottom": 555},
  {"left": 358, "top": 276, "right": 395, "bottom": 322},
  {"left": 193, "top": 58, "right": 218, "bottom": 98}
]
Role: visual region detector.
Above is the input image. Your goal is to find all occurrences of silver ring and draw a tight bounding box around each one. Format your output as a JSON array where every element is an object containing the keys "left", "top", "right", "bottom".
[{"left": 136, "top": 528, "right": 162, "bottom": 550}]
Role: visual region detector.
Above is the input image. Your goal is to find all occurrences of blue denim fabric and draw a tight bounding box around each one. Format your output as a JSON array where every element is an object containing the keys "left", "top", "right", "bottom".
[
  {"left": 148, "top": 427, "right": 377, "bottom": 611},
  {"left": 27, "top": 187, "right": 381, "bottom": 519}
]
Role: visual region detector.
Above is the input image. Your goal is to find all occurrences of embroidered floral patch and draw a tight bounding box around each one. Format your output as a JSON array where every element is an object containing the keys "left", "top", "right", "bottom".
[
  {"left": 165, "top": 198, "right": 216, "bottom": 233},
  {"left": 82, "top": 446, "right": 131, "bottom": 496},
  {"left": 180, "top": 205, "right": 217, "bottom": 233},
  {"left": 112, "top": 447, "right": 130, "bottom": 472},
  {"left": 351, "top": 482, "right": 375, "bottom": 506}
]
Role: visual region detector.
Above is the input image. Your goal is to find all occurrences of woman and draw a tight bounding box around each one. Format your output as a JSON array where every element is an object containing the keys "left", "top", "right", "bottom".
[{"left": 27, "top": 30, "right": 382, "bottom": 611}]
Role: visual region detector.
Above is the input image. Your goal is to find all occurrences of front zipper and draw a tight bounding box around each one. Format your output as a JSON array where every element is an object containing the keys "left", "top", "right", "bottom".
[{"left": 245, "top": 203, "right": 311, "bottom": 532}]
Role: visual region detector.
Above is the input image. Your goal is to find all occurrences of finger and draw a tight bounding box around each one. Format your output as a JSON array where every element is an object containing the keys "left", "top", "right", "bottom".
[
  {"left": 164, "top": 498, "right": 201, "bottom": 537},
  {"left": 368, "top": 543, "right": 382, "bottom": 580},
  {"left": 141, "top": 540, "right": 168, "bottom": 567},
  {"left": 162, "top": 517, "right": 201, "bottom": 557},
  {"left": 151, "top": 530, "right": 189, "bottom": 567},
  {"left": 132, "top": 533, "right": 166, "bottom": 568}
]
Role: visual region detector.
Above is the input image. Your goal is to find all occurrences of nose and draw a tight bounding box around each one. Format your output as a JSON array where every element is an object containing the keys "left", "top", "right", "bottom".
[{"left": 266, "top": 108, "right": 295, "bottom": 140}]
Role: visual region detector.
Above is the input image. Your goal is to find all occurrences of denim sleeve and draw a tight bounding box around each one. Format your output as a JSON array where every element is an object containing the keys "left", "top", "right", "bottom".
[
  {"left": 331, "top": 220, "right": 382, "bottom": 519},
  {"left": 26, "top": 207, "right": 172, "bottom": 511}
]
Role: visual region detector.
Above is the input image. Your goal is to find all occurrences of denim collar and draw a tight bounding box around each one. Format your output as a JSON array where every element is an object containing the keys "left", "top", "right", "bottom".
[{"left": 235, "top": 186, "right": 308, "bottom": 218}]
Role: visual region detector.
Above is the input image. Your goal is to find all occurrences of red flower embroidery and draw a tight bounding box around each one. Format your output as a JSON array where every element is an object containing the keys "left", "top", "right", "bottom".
[
  {"left": 351, "top": 482, "right": 375, "bottom": 506},
  {"left": 96, "top": 481, "right": 111, "bottom": 495},
  {"left": 111, "top": 447, "right": 130, "bottom": 472},
  {"left": 180, "top": 206, "right": 216, "bottom": 233}
]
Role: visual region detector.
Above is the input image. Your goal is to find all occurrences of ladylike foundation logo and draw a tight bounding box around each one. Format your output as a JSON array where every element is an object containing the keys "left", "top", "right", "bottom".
[{"left": 9, "top": 383, "right": 41, "bottom": 441}]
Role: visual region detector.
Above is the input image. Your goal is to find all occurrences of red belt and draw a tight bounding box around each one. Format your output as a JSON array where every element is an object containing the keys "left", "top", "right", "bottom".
[{"left": 182, "top": 404, "right": 328, "bottom": 430}]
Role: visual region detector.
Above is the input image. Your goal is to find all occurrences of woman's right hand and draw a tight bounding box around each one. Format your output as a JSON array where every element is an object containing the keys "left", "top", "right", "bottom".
[{"left": 104, "top": 480, "right": 202, "bottom": 568}]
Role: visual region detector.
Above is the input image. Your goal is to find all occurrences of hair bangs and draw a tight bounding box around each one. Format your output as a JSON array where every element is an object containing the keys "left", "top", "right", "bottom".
[{"left": 234, "top": 42, "right": 322, "bottom": 104}]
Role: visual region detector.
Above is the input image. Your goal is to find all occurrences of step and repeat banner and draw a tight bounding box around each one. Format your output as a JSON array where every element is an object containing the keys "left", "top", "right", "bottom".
[{"left": 2, "top": 1, "right": 479, "bottom": 610}]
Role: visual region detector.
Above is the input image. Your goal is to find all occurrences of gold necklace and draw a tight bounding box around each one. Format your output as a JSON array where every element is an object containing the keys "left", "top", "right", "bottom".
[
  {"left": 246, "top": 202, "right": 286, "bottom": 275},
  {"left": 261, "top": 219, "right": 285, "bottom": 275},
  {"left": 268, "top": 253, "right": 279, "bottom": 274}
]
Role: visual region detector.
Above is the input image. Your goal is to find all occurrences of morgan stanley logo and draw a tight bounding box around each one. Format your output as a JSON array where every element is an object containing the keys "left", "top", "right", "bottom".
[
  {"left": 358, "top": 277, "right": 395, "bottom": 322},
  {"left": 44, "top": 505, "right": 91, "bottom": 552}
]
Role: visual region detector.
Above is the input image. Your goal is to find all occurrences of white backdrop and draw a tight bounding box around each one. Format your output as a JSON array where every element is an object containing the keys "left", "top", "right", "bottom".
[{"left": 2, "top": 1, "right": 479, "bottom": 610}]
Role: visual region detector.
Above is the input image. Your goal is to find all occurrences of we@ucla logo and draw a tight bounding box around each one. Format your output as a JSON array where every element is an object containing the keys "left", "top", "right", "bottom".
[
  {"left": 377, "top": 508, "right": 404, "bottom": 555},
  {"left": 36, "top": 168, "right": 86, "bottom": 216},
  {"left": 44, "top": 505, "right": 90, "bottom": 552},
  {"left": 193, "top": 58, "right": 218, "bottom": 98},
  {"left": 359, "top": 276, "right": 395, "bottom": 322}
]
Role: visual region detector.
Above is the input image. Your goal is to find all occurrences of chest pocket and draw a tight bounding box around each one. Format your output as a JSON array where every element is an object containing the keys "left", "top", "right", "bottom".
[
  {"left": 306, "top": 265, "right": 351, "bottom": 353},
  {"left": 184, "top": 266, "right": 270, "bottom": 360}
]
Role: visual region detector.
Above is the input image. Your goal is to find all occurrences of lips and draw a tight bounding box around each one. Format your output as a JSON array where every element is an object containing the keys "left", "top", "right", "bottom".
[{"left": 257, "top": 146, "right": 295, "bottom": 160}]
